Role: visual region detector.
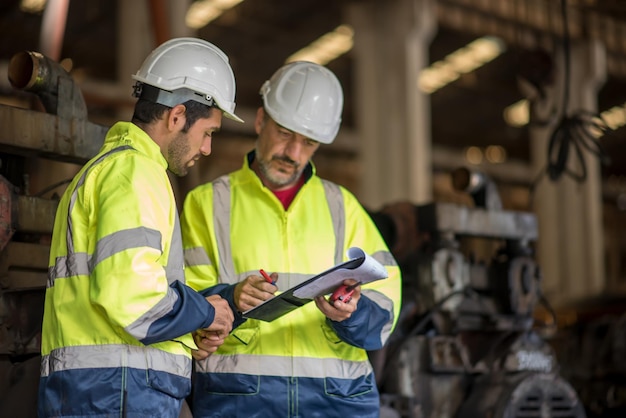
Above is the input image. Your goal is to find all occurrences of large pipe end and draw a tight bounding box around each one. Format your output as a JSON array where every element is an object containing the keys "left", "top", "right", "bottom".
[
  {"left": 8, "top": 51, "right": 43, "bottom": 91},
  {"left": 451, "top": 167, "right": 486, "bottom": 194},
  {"left": 451, "top": 167, "right": 502, "bottom": 210},
  {"left": 6, "top": 50, "right": 87, "bottom": 119}
]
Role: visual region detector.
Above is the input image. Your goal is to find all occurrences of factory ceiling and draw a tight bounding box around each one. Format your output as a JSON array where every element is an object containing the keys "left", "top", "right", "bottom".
[{"left": 1, "top": 0, "right": 626, "bottom": 189}]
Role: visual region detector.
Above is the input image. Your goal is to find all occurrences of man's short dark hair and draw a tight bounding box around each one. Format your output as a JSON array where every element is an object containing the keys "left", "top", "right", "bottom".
[{"left": 131, "top": 99, "right": 215, "bottom": 132}]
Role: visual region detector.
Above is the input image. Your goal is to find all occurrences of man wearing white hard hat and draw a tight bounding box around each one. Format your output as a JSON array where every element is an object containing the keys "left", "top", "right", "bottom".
[
  {"left": 181, "top": 61, "right": 402, "bottom": 417},
  {"left": 38, "top": 38, "right": 241, "bottom": 417}
]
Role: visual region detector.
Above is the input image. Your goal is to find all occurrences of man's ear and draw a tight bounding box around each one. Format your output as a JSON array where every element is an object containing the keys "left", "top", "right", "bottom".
[
  {"left": 254, "top": 107, "right": 265, "bottom": 135},
  {"left": 168, "top": 104, "right": 187, "bottom": 131}
]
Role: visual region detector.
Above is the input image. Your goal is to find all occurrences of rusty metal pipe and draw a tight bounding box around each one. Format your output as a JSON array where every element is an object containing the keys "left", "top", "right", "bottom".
[
  {"left": 451, "top": 167, "right": 502, "bottom": 210},
  {"left": 7, "top": 50, "right": 87, "bottom": 120},
  {"left": 148, "top": 0, "right": 171, "bottom": 46},
  {"left": 39, "top": 0, "right": 70, "bottom": 62}
]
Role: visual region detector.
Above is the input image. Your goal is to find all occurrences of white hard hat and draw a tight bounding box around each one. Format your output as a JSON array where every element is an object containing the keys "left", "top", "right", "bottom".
[
  {"left": 260, "top": 61, "right": 343, "bottom": 144},
  {"left": 132, "top": 37, "right": 243, "bottom": 123}
]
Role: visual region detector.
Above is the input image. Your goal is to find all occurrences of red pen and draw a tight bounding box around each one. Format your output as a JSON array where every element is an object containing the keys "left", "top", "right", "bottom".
[
  {"left": 259, "top": 269, "right": 276, "bottom": 285},
  {"left": 330, "top": 281, "right": 361, "bottom": 305}
]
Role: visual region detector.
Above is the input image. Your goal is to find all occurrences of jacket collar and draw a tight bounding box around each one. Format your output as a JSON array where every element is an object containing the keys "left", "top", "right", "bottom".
[{"left": 105, "top": 122, "right": 168, "bottom": 170}]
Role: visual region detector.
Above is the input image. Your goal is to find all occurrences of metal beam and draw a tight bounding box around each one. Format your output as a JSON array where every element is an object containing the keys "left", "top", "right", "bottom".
[{"left": 0, "top": 104, "right": 105, "bottom": 164}]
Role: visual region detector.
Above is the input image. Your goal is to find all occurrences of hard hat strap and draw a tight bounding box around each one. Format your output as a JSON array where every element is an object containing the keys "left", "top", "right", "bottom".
[{"left": 133, "top": 82, "right": 216, "bottom": 109}]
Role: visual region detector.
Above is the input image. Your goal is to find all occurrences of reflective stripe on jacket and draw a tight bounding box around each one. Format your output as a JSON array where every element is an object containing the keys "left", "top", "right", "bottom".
[
  {"left": 181, "top": 151, "right": 402, "bottom": 417},
  {"left": 38, "top": 122, "right": 215, "bottom": 417}
]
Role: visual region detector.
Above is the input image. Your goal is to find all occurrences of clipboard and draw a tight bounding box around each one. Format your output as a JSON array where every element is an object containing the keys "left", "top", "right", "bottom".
[{"left": 242, "top": 247, "right": 388, "bottom": 322}]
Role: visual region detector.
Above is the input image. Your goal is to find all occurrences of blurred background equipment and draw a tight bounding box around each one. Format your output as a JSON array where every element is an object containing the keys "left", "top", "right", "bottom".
[{"left": 369, "top": 166, "right": 587, "bottom": 418}]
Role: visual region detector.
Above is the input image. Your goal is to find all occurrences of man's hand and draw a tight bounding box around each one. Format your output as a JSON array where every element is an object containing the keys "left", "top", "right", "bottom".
[
  {"left": 205, "top": 294, "right": 234, "bottom": 337},
  {"left": 314, "top": 279, "right": 360, "bottom": 322},
  {"left": 233, "top": 272, "right": 278, "bottom": 312},
  {"left": 191, "top": 295, "right": 235, "bottom": 360},
  {"left": 192, "top": 328, "right": 225, "bottom": 360}
]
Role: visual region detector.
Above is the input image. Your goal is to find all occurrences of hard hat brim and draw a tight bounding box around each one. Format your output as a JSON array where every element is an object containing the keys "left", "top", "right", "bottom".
[{"left": 224, "top": 111, "right": 244, "bottom": 123}]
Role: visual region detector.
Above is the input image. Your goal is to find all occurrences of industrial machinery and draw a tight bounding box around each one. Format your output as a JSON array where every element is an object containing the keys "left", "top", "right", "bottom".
[
  {"left": 548, "top": 301, "right": 626, "bottom": 418},
  {"left": 0, "top": 50, "right": 106, "bottom": 417},
  {"left": 372, "top": 168, "right": 587, "bottom": 418}
]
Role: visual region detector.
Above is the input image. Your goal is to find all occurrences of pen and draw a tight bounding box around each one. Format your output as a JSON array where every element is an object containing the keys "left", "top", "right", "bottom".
[
  {"left": 329, "top": 281, "right": 362, "bottom": 305},
  {"left": 259, "top": 269, "right": 276, "bottom": 285}
]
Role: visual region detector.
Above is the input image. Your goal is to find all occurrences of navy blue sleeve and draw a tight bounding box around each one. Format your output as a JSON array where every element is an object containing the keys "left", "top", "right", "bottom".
[
  {"left": 199, "top": 283, "right": 248, "bottom": 329},
  {"left": 140, "top": 281, "right": 215, "bottom": 345},
  {"left": 328, "top": 295, "right": 392, "bottom": 350}
]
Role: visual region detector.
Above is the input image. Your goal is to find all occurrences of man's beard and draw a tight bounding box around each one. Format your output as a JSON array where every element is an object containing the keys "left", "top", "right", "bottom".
[
  {"left": 256, "top": 149, "right": 301, "bottom": 188},
  {"left": 168, "top": 131, "right": 193, "bottom": 177}
]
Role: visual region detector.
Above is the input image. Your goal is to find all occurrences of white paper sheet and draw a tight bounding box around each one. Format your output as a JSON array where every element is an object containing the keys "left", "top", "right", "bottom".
[{"left": 292, "top": 247, "right": 388, "bottom": 299}]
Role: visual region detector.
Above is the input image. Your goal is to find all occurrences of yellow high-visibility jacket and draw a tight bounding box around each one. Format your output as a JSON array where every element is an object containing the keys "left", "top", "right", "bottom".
[
  {"left": 38, "top": 122, "right": 215, "bottom": 418},
  {"left": 181, "top": 151, "right": 402, "bottom": 418}
]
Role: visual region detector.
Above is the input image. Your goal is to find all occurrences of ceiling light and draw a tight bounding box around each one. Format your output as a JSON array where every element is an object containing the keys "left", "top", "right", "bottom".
[
  {"left": 418, "top": 36, "right": 505, "bottom": 94},
  {"left": 465, "top": 146, "right": 483, "bottom": 165},
  {"left": 503, "top": 99, "right": 529, "bottom": 127},
  {"left": 185, "top": 0, "right": 244, "bottom": 29},
  {"left": 286, "top": 25, "right": 354, "bottom": 65},
  {"left": 599, "top": 104, "right": 626, "bottom": 132},
  {"left": 485, "top": 145, "right": 507, "bottom": 163},
  {"left": 20, "top": 0, "right": 46, "bottom": 13}
]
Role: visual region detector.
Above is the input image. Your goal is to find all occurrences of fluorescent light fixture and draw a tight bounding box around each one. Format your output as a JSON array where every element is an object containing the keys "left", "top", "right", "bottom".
[
  {"left": 21, "top": 0, "right": 47, "bottom": 13},
  {"left": 485, "top": 145, "right": 507, "bottom": 163},
  {"left": 286, "top": 25, "right": 354, "bottom": 65},
  {"left": 419, "top": 36, "right": 506, "bottom": 94},
  {"left": 503, "top": 99, "right": 529, "bottom": 127},
  {"left": 464, "top": 146, "right": 483, "bottom": 165},
  {"left": 599, "top": 104, "right": 626, "bottom": 133},
  {"left": 186, "top": 0, "right": 244, "bottom": 29}
]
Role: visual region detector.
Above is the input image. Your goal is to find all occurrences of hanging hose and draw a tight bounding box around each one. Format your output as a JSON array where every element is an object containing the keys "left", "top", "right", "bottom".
[
  {"left": 546, "top": 111, "right": 611, "bottom": 182},
  {"left": 532, "top": 0, "right": 611, "bottom": 191}
]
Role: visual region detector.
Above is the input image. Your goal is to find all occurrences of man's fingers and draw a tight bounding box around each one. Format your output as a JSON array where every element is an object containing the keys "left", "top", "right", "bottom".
[
  {"left": 314, "top": 295, "right": 356, "bottom": 322},
  {"left": 204, "top": 295, "right": 235, "bottom": 335},
  {"left": 193, "top": 329, "right": 226, "bottom": 359},
  {"left": 192, "top": 349, "right": 210, "bottom": 361}
]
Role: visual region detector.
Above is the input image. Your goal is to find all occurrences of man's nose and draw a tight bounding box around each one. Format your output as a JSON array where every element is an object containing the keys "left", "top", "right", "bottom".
[
  {"left": 284, "top": 137, "right": 304, "bottom": 159},
  {"left": 200, "top": 137, "right": 212, "bottom": 156}
]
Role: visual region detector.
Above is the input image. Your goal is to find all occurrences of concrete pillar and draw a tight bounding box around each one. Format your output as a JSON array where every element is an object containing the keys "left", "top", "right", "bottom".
[
  {"left": 529, "top": 40, "right": 606, "bottom": 307},
  {"left": 167, "top": 0, "right": 193, "bottom": 38},
  {"left": 347, "top": 0, "right": 436, "bottom": 209},
  {"left": 162, "top": 0, "right": 201, "bottom": 205},
  {"left": 117, "top": 1, "right": 197, "bottom": 207},
  {"left": 117, "top": 0, "right": 154, "bottom": 121}
]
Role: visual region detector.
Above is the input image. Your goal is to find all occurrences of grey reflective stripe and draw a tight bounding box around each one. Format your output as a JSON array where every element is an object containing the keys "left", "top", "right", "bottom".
[
  {"left": 236, "top": 270, "right": 310, "bottom": 290},
  {"left": 211, "top": 177, "right": 346, "bottom": 283},
  {"left": 321, "top": 180, "right": 345, "bottom": 265},
  {"left": 48, "top": 226, "right": 163, "bottom": 286},
  {"left": 90, "top": 227, "right": 162, "bottom": 272},
  {"left": 364, "top": 250, "right": 397, "bottom": 344},
  {"left": 40, "top": 344, "right": 191, "bottom": 378},
  {"left": 48, "top": 253, "right": 90, "bottom": 286},
  {"left": 362, "top": 288, "right": 395, "bottom": 343},
  {"left": 184, "top": 247, "right": 212, "bottom": 267},
  {"left": 66, "top": 146, "right": 133, "bottom": 255},
  {"left": 125, "top": 288, "right": 179, "bottom": 340},
  {"left": 196, "top": 353, "right": 372, "bottom": 379},
  {"left": 372, "top": 250, "right": 399, "bottom": 268},
  {"left": 165, "top": 211, "right": 185, "bottom": 283},
  {"left": 212, "top": 176, "right": 234, "bottom": 281}
]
